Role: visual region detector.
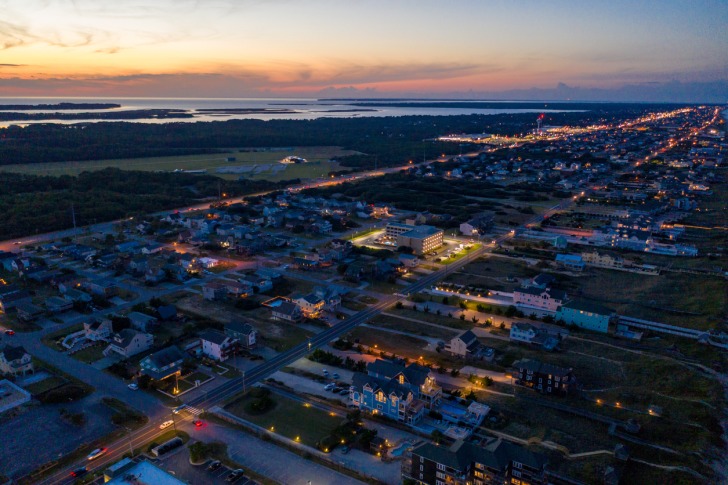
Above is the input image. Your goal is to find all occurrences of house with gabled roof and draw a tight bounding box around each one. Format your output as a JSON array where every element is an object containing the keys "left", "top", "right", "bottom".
[
  {"left": 224, "top": 321, "right": 257, "bottom": 349},
  {"left": 516, "top": 359, "right": 576, "bottom": 395},
  {"left": 104, "top": 329, "right": 153, "bottom": 358},
  {"left": 0, "top": 345, "right": 34, "bottom": 376},
  {"left": 139, "top": 346, "right": 186, "bottom": 380},
  {"left": 446, "top": 330, "right": 483, "bottom": 359}
]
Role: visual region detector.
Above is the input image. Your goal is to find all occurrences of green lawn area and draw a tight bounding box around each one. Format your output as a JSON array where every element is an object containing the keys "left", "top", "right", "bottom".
[
  {"left": 226, "top": 393, "right": 342, "bottom": 447},
  {"left": 70, "top": 343, "right": 107, "bottom": 363},
  {"left": 561, "top": 269, "right": 726, "bottom": 331},
  {"left": 0, "top": 146, "right": 359, "bottom": 181},
  {"left": 348, "top": 326, "right": 430, "bottom": 358},
  {"left": 23, "top": 375, "right": 67, "bottom": 395},
  {"left": 439, "top": 243, "right": 482, "bottom": 265},
  {"left": 183, "top": 371, "right": 212, "bottom": 384},
  {"left": 41, "top": 323, "right": 84, "bottom": 351},
  {"left": 369, "top": 315, "right": 458, "bottom": 341}
]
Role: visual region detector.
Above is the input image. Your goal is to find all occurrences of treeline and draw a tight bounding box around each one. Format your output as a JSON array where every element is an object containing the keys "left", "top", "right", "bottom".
[
  {"left": 301, "top": 172, "right": 553, "bottom": 225},
  {"left": 0, "top": 169, "right": 289, "bottom": 240},
  {"left": 0, "top": 109, "right": 193, "bottom": 121},
  {"left": 0, "top": 106, "right": 671, "bottom": 168}
]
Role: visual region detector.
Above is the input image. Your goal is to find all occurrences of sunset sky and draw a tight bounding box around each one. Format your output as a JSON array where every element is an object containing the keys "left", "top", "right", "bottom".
[{"left": 1, "top": 0, "right": 726, "bottom": 99}]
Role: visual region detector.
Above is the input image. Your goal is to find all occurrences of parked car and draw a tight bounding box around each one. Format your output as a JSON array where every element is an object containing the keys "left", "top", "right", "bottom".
[
  {"left": 128, "top": 383, "right": 139, "bottom": 391},
  {"left": 332, "top": 372, "right": 340, "bottom": 379},
  {"left": 341, "top": 445, "right": 350, "bottom": 454},
  {"left": 226, "top": 469, "right": 245, "bottom": 482},
  {"left": 86, "top": 448, "right": 108, "bottom": 461},
  {"left": 338, "top": 389, "right": 349, "bottom": 396},
  {"left": 4, "top": 329, "right": 15, "bottom": 336},
  {"left": 322, "top": 369, "right": 329, "bottom": 376},
  {"left": 332, "top": 387, "right": 342, "bottom": 393},
  {"left": 324, "top": 383, "right": 335, "bottom": 391},
  {"left": 159, "top": 420, "right": 174, "bottom": 430},
  {"left": 207, "top": 460, "right": 222, "bottom": 471}
]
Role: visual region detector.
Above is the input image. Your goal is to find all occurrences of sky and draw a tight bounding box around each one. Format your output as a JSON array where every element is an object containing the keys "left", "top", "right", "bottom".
[{"left": 0, "top": 0, "right": 727, "bottom": 101}]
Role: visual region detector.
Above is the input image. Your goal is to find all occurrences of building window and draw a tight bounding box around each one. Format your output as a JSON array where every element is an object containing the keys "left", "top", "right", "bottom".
[
  {"left": 420, "top": 465, "right": 424, "bottom": 472},
  {"left": 436, "top": 471, "right": 445, "bottom": 479},
  {"left": 437, "top": 463, "right": 446, "bottom": 471},
  {"left": 513, "top": 461, "right": 523, "bottom": 469}
]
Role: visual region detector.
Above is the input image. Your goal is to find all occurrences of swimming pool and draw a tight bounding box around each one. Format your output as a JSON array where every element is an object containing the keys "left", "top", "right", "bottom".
[{"left": 390, "top": 440, "right": 414, "bottom": 457}]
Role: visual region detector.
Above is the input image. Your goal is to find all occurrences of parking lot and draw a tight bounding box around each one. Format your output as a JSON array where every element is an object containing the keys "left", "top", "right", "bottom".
[{"left": 159, "top": 447, "right": 254, "bottom": 485}]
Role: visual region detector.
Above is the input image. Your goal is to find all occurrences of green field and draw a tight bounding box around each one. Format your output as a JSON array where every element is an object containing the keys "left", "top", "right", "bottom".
[
  {"left": 226, "top": 393, "right": 342, "bottom": 446},
  {"left": 0, "top": 146, "right": 360, "bottom": 181}
]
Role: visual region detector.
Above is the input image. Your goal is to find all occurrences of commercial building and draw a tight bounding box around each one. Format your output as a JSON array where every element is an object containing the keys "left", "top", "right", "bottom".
[
  {"left": 516, "top": 359, "right": 576, "bottom": 396},
  {"left": 556, "top": 300, "right": 614, "bottom": 333},
  {"left": 385, "top": 223, "right": 443, "bottom": 255},
  {"left": 403, "top": 438, "right": 548, "bottom": 485}
]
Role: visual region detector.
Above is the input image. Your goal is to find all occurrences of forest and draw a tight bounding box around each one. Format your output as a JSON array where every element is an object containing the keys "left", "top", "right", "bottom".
[
  {"left": 0, "top": 105, "right": 676, "bottom": 169},
  {"left": 0, "top": 169, "right": 290, "bottom": 240}
]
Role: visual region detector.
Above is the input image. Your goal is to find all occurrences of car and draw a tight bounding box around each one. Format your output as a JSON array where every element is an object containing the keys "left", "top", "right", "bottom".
[
  {"left": 70, "top": 467, "right": 88, "bottom": 478},
  {"left": 322, "top": 369, "right": 329, "bottom": 376},
  {"left": 207, "top": 460, "right": 222, "bottom": 471},
  {"left": 338, "top": 389, "right": 349, "bottom": 396},
  {"left": 332, "top": 373, "right": 340, "bottom": 379},
  {"left": 172, "top": 404, "right": 187, "bottom": 414},
  {"left": 128, "top": 383, "right": 139, "bottom": 391},
  {"left": 13, "top": 241, "right": 21, "bottom": 245},
  {"left": 226, "top": 469, "right": 245, "bottom": 482},
  {"left": 159, "top": 420, "right": 174, "bottom": 430},
  {"left": 341, "top": 445, "right": 350, "bottom": 455},
  {"left": 332, "top": 387, "right": 342, "bottom": 393},
  {"left": 193, "top": 420, "right": 204, "bottom": 427},
  {"left": 86, "top": 447, "right": 108, "bottom": 461},
  {"left": 4, "top": 329, "right": 15, "bottom": 336},
  {"left": 324, "top": 383, "right": 335, "bottom": 391}
]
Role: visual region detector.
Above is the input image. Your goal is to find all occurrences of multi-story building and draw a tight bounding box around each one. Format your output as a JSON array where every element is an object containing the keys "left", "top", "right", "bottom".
[
  {"left": 555, "top": 300, "right": 614, "bottom": 333},
  {"left": 104, "top": 329, "right": 153, "bottom": 358},
  {"left": 385, "top": 223, "right": 443, "bottom": 255},
  {"left": 513, "top": 287, "right": 567, "bottom": 314},
  {"left": 351, "top": 359, "right": 441, "bottom": 424},
  {"left": 199, "top": 330, "right": 239, "bottom": 362},
  {"left": 581, "top": 251, "right": 625, "bottom": 269},
  {"left": 509, "top": 322, "right": 559, "bottom": 351},
  {"left": 139, "top": 346, "right": 186, "bottom": 380},
  {"left": 293, "top": 293, "right": 325, "bottom": 319},
  {"left": 516, "top": 359, "right": 575, "bottom": 395},
  {"left": 403, "top": 438, "right": 548, "bottom": 485},
  {"left": 224, "top": 321, "right": 257, "bottom": 349},
  {"left": 0, "top": 345, "right": 34, "bottom": 377}
]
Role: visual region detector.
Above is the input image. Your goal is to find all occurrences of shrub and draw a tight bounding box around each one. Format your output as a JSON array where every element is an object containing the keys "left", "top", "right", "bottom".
[
  {"left": 38, "top": 384, "right": 87, "bottom": 404},
  {"left": 245, "top": 395, "right": 274, "bottom": 415}
]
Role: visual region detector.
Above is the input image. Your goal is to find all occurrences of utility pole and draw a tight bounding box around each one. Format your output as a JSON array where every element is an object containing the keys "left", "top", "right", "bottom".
[{"left": 71, "top": 203, "right": 77, "bottom": 241}]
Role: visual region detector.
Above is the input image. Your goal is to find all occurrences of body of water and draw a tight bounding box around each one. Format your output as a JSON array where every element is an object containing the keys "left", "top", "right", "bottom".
[{"left": 0, "top": 97, "right": 576, "bottom": 126}]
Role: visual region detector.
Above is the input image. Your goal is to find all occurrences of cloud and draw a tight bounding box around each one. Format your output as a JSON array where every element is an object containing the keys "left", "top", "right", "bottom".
[{"left": 0, "top": 63, "right": 25, "bottom": 67}]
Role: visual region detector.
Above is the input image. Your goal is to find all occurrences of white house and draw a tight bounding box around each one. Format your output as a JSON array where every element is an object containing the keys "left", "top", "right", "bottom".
[
  {"left": 104, "top": 329, "right": 153, "bottom": 358},
  {"left": 199, "top": 330, "right": 239, "bottom": 362}
]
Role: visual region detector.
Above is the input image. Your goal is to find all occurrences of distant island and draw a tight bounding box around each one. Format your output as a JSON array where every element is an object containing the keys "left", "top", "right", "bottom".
[
  {"left": 0, "top": 109, "right": 194, "bottom": 121},
  {"left": 0, "top": 102, "right": 121, "bottom": 110}
]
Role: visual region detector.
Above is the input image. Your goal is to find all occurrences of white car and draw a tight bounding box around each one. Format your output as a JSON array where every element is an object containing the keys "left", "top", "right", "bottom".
[
  {"left": 128, "top": 383, "right": 138, "bottom": 391},
  {"left": 324, "top": 383, "right": 335, "bottom": 391},
  {"left": 159, "top": 420, "right": 174, "bottom": 430},
  {"left": 86, "top": 448, "right": 108, "bottom": 461}
]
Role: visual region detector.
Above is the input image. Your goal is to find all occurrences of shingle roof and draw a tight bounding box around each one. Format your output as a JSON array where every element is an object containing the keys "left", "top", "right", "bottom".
[
  {"left": 199, "top": 330, "right": 229, "bottom": 346},
  {"left": 225, "top": 320, "right": 255, "bottom": 335},
  {"left": 517, "top": 359, "right": 572, "bottom": 377},
  {"left": 560, "top": 299, "right": 614, "bottom": 315},
  {"left": 0, "top": 345, "right": 29, "bottom": 362},
  {"left": 145, "top": 346, "right": 185, "bottom": 368},
  {"left": 412, "top": 438, "right": 547, "bottom": 473}
]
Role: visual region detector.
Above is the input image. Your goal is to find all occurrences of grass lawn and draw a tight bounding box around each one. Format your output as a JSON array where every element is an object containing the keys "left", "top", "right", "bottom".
[
  {"left": 226, "top": 393, "right": 342, "bottom": 447},
  {"left": 561, "top": 269, "right": 726, "bottom": 331},
  {"left": 70, "top": 343, "right": 107, "bottom": 363},
  {"left": 390, "top": 308, "right": 475, "bottom": 331},
  {"left": 41, "top": 323, "right": 84, "bottom": 351},
  {"left": 369, "top": 315, "right": 458, "bottom": 341},
  {"left": 183, "top": 371, "right": 212, "bottom": 384},
  {"left": 347, "top": 326, "right": 430, "bottom": 357},
  {"left": 23, "top": 375, "right": 67, "bottom": 395},
  {"left": 0, "top": 146, "right": 359, "bottom": 180},
  {"left": 439, "top": 243, "right": 482, "bottom": 265}
]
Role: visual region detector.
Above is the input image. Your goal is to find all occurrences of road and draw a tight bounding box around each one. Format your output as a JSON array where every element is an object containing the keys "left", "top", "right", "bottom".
[{"left": 27, "top": 106, "right": 723, "bottom": 483}]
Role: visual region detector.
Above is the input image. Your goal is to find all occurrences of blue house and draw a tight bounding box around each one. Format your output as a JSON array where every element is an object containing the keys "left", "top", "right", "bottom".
[
  {"left": 555, "top": 254, "right": 585, "bottom": 272},
  {"left": 350, "top": 359, "right": 441, "bottom": 425}
]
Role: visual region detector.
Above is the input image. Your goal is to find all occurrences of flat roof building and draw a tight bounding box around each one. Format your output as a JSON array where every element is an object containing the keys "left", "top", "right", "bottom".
[{"left": 385, "top": 223, "right": 443, "bottom": 255}]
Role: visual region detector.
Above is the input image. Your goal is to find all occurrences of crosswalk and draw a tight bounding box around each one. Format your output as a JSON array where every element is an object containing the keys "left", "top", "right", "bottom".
[{"left": 184, "top": 406, "right": 203, "bottom": 416}]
